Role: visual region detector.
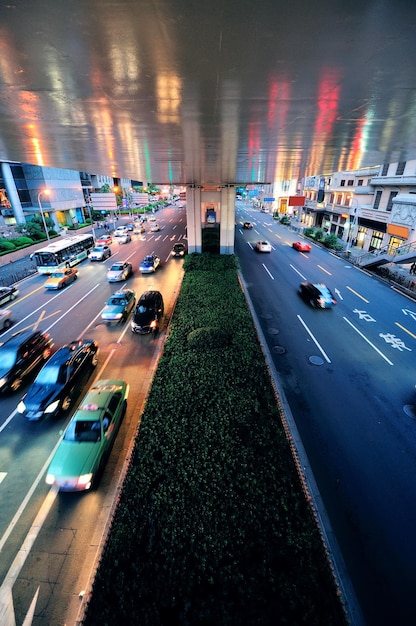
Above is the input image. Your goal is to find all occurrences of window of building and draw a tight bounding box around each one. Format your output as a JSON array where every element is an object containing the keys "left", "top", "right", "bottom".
[
  {"left": 357, "top": 179, "right": 364, "bottom": 186},
  {"left": 347, "top": 180, "right": 354, "bottom": 186},
  {"left": 336, "top": 193, "right": 342, "bottom": 204},
  {"left": 369, "top": 230, "right": 384, "bottom": 252},
  {"left": 386, "top": 191, "right": 398, "bottom": 212},
  {"left": 340, "top": 179, "right": 345, "bottom": 186},
  {"left": 396, "top": 161, "right": 406, "bottom": 175},
  {"left": 381, "top": 163, "right": 389, "bottom": 176},
  {"left": 373, "top": 190, "right": 382, "bottom": 209}
]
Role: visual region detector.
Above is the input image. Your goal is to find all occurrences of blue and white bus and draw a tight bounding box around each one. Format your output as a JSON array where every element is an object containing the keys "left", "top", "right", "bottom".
[{"left": 31, "top": 234, "right": 95, "bottom": 274}]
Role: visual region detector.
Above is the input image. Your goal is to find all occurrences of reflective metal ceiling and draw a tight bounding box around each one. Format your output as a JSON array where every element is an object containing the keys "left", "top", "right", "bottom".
[{"left": 1, "top": 0, "right": 416, "bottom": 185}]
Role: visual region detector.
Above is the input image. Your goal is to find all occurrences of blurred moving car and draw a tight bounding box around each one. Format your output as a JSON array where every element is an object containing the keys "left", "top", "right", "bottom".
[
  {"left": 131, "top": 291, "right": 164, "bottom": 334},
  {"left": 243, "top": 221, "right": 254, "bottom": 229},
  {"left": 44, "top": 268, "right": 78, "bottom": 289},
  {"left": 0, "top": 309, "right": 13, "bottom": 331},
  {"left": 299, "top": 282, "right": 337, "bottom": 308},
  {"left": 292, "top": 241, "right": 312, "bottom": 252},
  {"left": 171, "top": 242, "right": 186, "bottom": 257},
  {"left": 133, "top": 224, "right": 145, "bottom": 235},
  {"left": 116, "top": 232, "right": 131, "bottom": 244},
  {"left": 0, "top": 286, "right": 19, "bottom": 306},
  {"left": 45, "top": 379, "right": 129, "bottom": 491},
  {"left": 255, "top": 241, "right": 272, "bottom": 252},
  {"left": 126, "top": 223, "right": 134, "bottom": 231},
  {"left": 90, "top": 245, "right": 112, "bottom": 261},
  {"left": 106, "top": 261, "right": 133, "bottom": 282},
  {"left": 139, "top": 254, "right": 160, "bottom": 273},
  {"left": 101, "top": 289, "right": 136, "bottom": 323},
  {"left": 17, "top": 339, "right": 99, "bottom": 420},
  {"left": 0, "top": 329, "right": 53, "bottom": 393},
  {"left": 150, "top": 223, "right": 160, "bottom": 232},
  {"left": 114, "top": 225, "right": 128, "bottom": 237},
  {"left": 96, "top": 235, "right": 112, "bottom": 245}
]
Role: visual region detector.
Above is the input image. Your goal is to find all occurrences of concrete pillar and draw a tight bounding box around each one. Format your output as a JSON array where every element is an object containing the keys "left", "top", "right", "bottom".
[
  {"left": 186, "top": 185, "right": 202, "bottom": 253},
  {"left": 1, "top": 162, "right": 25, "bottom": 224},
  {"left": 220, "top": 186, "right": 236, "bottom": 254},
  {"left": 185, "top": 184, "right": 236, "bottom": 254}
]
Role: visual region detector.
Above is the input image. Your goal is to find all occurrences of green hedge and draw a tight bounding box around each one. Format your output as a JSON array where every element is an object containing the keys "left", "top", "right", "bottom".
[{"left": 84, "top": 253, "right": 347, "bottom": 626}]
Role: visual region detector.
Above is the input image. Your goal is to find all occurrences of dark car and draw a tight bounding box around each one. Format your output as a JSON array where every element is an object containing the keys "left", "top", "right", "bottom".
[
  {"left": 242, "top": 221, "right": 254, "bottom": 229},
  {"left": 298, "top": 282, "right": 337, "bottom": 309},
  {"left": 17, "top": 339, "right": 99, "bottom": 421},
  {"left": 131, "top": 291, "right": 164, "bottom": 334},
  {"left": 0, "top": 330, "right": 54, "bottom": 393},
  {"left": 171, "top": 242, "right": 187, "bottom": 257}
]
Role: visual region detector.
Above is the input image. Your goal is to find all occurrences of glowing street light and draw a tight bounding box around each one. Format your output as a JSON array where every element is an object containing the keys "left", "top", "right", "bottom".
[{"left": 38, "top": 188, "right": 51, "bottom": 241}]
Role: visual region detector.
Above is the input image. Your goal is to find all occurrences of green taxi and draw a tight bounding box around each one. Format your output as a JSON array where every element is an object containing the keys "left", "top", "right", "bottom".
[{"left": 45, "top": 379, "right": 129, "bottom": 491}]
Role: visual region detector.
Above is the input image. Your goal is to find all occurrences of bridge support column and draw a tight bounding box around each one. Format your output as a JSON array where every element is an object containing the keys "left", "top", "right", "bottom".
[
  {"left": 220, "top": 186, "right": 236, "bottom": 254},
  {"left": 186, "top": 185, "right": 202, "bottom": 253},
  {"left": 185, "top": 185, "right": 236, "bottom": 254}
]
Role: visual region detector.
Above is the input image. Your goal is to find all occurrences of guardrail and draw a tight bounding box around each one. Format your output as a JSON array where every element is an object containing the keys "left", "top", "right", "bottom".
[{"left": 355, "top": 240, "right": 416, "bottom": 266}]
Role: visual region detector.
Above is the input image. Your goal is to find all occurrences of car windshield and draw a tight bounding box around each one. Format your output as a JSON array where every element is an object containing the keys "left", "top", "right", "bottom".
[
  {"left": 36, "top": 364, "right": 66, "bottom": 385},
  {"left": 51, "top": 272, "right": 64, "bottom": 278},
  {"left": 109, "top": 298, "right": 124, "bottom": 306},
  {"left": 110, "top": 264, "right": 123, "bottom": 271},
  {"left": 64, "top": 419, "right": 101, "bottom": 442},
  {"left": 142, "top": 256, "right": 153, "bottom": 264}
]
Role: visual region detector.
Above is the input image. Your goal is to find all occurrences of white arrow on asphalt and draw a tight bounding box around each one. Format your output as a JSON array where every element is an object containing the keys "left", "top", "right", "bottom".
[
  {"left": 335, "top": 288, "right": 343, "bottom": 300},
  {"left": 402, "top": 308, "right": 416, "bottom": 321}
]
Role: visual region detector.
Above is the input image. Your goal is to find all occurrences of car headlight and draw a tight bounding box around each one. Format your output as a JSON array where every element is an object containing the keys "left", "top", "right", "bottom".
[
  {"left": 114, "top": 313, "right": 123, "bottom": 320},
  {"left": 77, "top": 473, "right": 93, "bottom": 489},
  {"left": 0, "top": 377, "right": 7, "bottom": 389},
  {"left": 17, "top": 400, "right": 26, "bottom": 413},
  {"left": 45, "top": 400, "right": 60, "bottom": 414},
  {"left": 45, "top": 473, "right": 55, "bottom": 485}
]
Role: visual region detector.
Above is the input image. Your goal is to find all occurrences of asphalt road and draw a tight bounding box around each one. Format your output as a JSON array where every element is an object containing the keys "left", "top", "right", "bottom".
[
  {"left": 235, "top": 207, "right": 416, "bottom": 626},
  {"left": 0, "top": 207, "right": 187, "bottom": 626}
]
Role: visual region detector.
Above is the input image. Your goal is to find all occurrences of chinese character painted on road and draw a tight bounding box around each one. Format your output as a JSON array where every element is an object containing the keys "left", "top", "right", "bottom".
[
  {"left": 379, "top": 333, "right": 412, "bottom": 351},
  {"left": 353, "top": 309, "right": 376, "bottom": 322}
]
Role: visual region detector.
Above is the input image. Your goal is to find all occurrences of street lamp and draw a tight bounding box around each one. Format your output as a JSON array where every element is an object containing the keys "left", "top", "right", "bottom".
[{"left": 38, "top": 189, "right": 51, "bottom": 242}]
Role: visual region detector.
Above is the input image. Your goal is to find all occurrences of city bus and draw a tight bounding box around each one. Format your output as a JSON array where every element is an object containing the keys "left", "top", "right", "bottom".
[{"left": 31, "top": 234, "right": 95, "bottom": 274}]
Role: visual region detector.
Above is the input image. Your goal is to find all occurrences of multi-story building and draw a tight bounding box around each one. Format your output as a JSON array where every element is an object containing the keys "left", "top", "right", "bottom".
[
  {"left": 302, "top": 161, "right": 416, "bottom": 253},
  {"left": 0, "top": 161, "right": 87, "bottom": 232},
  {"left": 0, "top": 163, "right": 140, "bottom": 236}
]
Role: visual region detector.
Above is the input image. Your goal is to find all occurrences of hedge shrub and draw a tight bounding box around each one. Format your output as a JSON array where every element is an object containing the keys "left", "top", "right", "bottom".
[{"left": 84, "top": 253, "right": 347, "bottom": 626}]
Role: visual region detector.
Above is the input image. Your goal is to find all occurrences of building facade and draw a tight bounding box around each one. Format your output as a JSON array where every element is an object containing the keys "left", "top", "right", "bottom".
[{"left": 302, "top": 161, "right": 416, "bottom": 253}]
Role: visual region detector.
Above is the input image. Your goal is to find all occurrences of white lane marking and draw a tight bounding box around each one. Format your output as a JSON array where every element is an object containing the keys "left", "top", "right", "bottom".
[
  {"left": 44, "top": 284, "right": 100, "bottom": 332},
  {"left": 343, "top": 317, "right": 393, "bottom": 365},
  {"left": 297, "top": 315, "right": 332, "bottom": 363},
  {"left": 262, "top": 263, "right": 275, "bottom": 280}
]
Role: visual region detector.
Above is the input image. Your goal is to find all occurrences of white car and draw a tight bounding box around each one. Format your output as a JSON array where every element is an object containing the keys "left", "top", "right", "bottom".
[
  {"left": 116, "top": 233, "right": 131, "bottom": 244},
  {"left": 106, "top": 261, "right": 133, "bottom": 282},
  {"left": 89, "top": 245, "right": 111, "bottom": 261},
  {"left": 0, "top": 309, "right": 13, "bottom": 330},
  {"left": 255, "top": 240, "right": 272, "bottom": 253},
  {"left": 150, "top": 223, "right": 160, "bottom": 232},
  {"left": 114, "top": 225, "right": 128, "bottom": 237}
]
